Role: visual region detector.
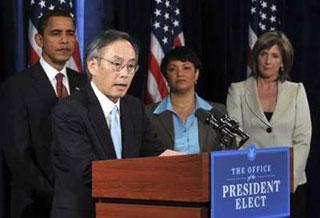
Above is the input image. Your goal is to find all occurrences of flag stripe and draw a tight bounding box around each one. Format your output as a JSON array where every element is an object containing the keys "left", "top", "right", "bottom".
[
  {"left": 150, "top": 33, "right": 165, "bottom": 68},
  {"left": 148, "top": 52, "right": 169, "bottom": 98},
  {"left": 28, "top": 21, "right": 42, "bottom": 65},
  {"left": 71, "top": 42, "right": 82, "bottom": 71},
  {"left": 248, "top": 26, "right": 257, "bottom": 50},
  {"left": 147, "top": 71, "right": 163, "bottom": 103},
  {"left": 174, "top": 32, "right": 184, "bottom": 47}
]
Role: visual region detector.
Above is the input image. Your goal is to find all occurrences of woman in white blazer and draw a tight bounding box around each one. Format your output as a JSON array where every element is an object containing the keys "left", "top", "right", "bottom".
[{"left": 227, "top": 31, "right": 311, "bottom": 218}]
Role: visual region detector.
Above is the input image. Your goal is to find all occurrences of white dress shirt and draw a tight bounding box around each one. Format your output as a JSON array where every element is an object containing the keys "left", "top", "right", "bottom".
[{"left": 90, "top": 81, "right": 120, "bottom": 128}]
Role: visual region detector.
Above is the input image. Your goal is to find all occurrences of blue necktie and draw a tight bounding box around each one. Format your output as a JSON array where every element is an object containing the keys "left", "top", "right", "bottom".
[{"left": 110, "top": 106, "right": 122, "bottom": 159}]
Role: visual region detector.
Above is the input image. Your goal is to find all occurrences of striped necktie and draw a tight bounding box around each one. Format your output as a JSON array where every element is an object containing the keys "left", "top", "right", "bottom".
[{"left": 55, "top": 73, "right": 68, "bottom": 99}]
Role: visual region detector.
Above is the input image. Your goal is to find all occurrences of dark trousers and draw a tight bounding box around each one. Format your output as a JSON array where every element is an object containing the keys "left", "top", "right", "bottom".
[{"left": 291, "top": 183, "right": 307, "bottom": 218}]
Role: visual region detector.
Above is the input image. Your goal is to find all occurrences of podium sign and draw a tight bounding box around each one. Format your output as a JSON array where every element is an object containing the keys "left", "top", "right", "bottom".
[{"left": 211, "top": 145, "right": 290, "bottom": 218}]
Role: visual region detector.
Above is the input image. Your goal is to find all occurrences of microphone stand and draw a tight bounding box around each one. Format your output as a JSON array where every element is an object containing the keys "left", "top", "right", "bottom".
[
  {"left": 205, "top": 113, "right": 237, "bottom": 150},
  {"left": 219, "top": 115, "right": 249, "bottom": 146},
  {"left": 205, "top": 112, "right": 250, "bottom": 150}
]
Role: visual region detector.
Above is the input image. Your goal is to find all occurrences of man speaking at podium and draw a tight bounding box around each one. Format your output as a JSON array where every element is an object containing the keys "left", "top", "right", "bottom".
[{"left": 50, "top": 30, "right": 179, "bottom": 218}]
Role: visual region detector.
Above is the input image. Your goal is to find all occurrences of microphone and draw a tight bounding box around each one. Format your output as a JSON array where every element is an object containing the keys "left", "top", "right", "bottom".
[
  {"left": 195, "top": 108, "right": 220, "bottom": 130},
  {"left": 195, "top": 107, "right": 250, "bottom": 149},
  {"left": 196, "top": 108, "right": 233, "bottom": 136},
  {"left": 196, "top": 108, "right": 236, "bottom": 150},
  {"left": 208, "top": 107, "right": 249, "bottom": 146}
]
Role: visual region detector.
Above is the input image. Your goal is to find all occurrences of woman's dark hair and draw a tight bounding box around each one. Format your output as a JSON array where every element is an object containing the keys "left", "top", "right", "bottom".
[{"left": 160, "top": 46, "right": 201, "bottom": 77}]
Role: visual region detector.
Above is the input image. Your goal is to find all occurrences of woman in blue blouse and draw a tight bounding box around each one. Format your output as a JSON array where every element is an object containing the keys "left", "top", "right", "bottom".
[{"left": 146, "top": 47, "right": 228, "bottom": 154}]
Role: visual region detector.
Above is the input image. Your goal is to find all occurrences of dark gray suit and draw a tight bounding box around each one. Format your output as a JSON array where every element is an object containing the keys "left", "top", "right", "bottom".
[
  {"left": 0, "top": 62, "right": 87, "bottom": 218},
  {"left": 146, "top": 102, "right": 227, "bottom": 152},
  {"left": 50, "top": 84, "right": 164, "bottom": 218}
]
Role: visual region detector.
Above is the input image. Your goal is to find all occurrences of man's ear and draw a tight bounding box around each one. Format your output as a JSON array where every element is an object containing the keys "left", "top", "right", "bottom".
[
  {"left": 87, "top": 58, "right": 98, "bottom": 76},
  {"left": 35, "top": 33, "right": 43, "bottom": 48}
]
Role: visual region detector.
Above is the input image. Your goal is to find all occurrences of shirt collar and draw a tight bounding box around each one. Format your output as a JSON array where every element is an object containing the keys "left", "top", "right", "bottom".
[
  {"left": 40, "top": 57, "right": 67, "bottom": 81},
  {"left": 90, "top": 81, "right": 120, "bottom": 115},
  {"left": 153, "top": 94, "right": 212, "bottom": 114}
]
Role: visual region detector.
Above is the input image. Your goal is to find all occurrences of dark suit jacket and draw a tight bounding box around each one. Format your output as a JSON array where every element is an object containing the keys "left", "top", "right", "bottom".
[
  {"left": 0, "top": 62, "right": 87, "bottom": 218},
  {"left": 146, "top": 101, "right": 227, "bottom": 152},
  {"left": 50, "top": 84, "right": 164, "bottom": 218}
]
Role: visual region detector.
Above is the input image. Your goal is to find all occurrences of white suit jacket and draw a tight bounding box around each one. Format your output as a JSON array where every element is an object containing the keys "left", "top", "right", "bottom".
[{"left": 226, "top": 76, "right": 311, "bottom": 192}]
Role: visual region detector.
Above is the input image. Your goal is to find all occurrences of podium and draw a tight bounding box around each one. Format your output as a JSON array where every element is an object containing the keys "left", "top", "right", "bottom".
[
  {"left": 92, "top": 149, "right": 293, "bottom": 218},
  {"left": 92, "top": 154, "right": 210, "bottom": 218}
]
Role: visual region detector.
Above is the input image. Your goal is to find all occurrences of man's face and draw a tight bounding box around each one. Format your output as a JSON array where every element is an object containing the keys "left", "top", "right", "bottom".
[
  {"left": 35, "top": 16, "right": 76, "bottom": 70},
  {"left": 88, "top": 40, "right": 138, "bottom": 102}
]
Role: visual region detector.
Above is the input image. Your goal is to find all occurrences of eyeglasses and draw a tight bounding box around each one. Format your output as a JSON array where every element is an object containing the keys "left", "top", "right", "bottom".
[{"left": 96, "top": 57, "right": 139, "bottom": 74}]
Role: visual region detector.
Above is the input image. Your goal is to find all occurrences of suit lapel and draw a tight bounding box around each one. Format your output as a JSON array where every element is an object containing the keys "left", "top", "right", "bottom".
[
  {"left": 198, "top": 119, "right": 210, "bottom": 152},
  {"left": 270, "top": 81, "right": 290, "bottom": 124},
  {"left": 86, "top": 86, "right": 117, "bottom": 159},
  {"left": 30, "top": 63, "right": 58, "bottom": 104},
  {"left": 157, "top": 111, "right": 174, "bottom": 149},
  {"left": 120, "top": 97, "right": 135, "bottom": 158},
  {"left": 245, "top": 77, "right": 270, "bottom": 126},
  {"left": 67, "top": 69, "right": 81, "bottom": 94}
]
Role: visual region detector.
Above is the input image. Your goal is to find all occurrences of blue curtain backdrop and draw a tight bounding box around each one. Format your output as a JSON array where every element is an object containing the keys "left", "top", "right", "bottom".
[
  {"left": 1, "top": 0, "right": 320, "bottom": 217},
  {"left": 75, "top": 0, "right": 114, "bottom": 64}
]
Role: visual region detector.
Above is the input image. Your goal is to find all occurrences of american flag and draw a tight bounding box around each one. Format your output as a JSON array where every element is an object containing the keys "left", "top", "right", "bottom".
[
  {"left": 248, "top": 0, "right": 281, "bottom": 74},
  {"left": 28, "top": 0, "right": 82, "bottom": 72},
  {"left": 145, "top": 0, "right": 185, "bottom": 104}
]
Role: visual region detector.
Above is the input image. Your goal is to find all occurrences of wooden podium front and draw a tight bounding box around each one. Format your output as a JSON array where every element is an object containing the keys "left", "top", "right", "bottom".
[{"left": 92, "top": 154, "right": 210, "bottom": 218}]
